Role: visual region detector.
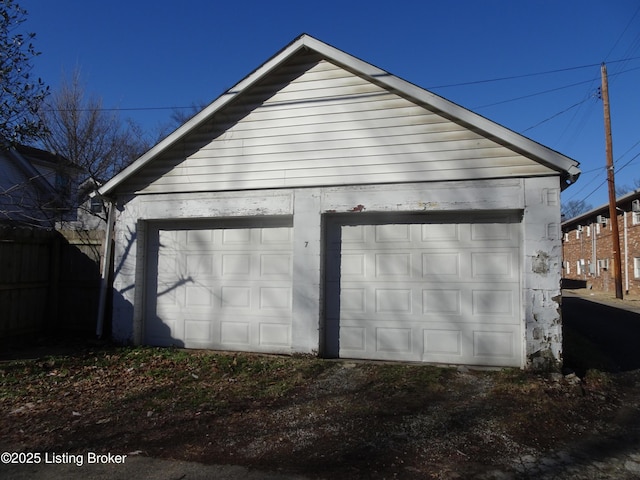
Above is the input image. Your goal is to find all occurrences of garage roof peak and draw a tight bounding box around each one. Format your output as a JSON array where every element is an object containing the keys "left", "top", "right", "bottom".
[{"left": 99, "top": 34, "right": 580, "bottom": 197}]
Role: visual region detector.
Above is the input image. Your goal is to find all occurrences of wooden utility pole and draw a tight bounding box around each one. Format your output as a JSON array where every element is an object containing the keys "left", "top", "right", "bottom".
[{"left": 601, "top": 63, "right": 624, "bottom": 299}]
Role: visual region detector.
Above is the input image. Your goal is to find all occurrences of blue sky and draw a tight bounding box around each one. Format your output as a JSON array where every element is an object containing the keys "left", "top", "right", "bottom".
[{"left": 21, "top": 0, "right": 640, "bottom": 209}]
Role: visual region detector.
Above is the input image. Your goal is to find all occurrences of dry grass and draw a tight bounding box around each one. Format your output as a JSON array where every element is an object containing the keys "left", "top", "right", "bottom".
[{"left": 2, "top": 343, "right": 640, "bottom": 478}]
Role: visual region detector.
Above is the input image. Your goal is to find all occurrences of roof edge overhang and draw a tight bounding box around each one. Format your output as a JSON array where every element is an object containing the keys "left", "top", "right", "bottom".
[
  {"left": 99, "top": 33, "right": 581, "bottom": 197},
  {"left": 7, "top": 147, "right": 57, "bottom": 195},
  {"left": 562, "top": 188, "right": 640, "bottom": 227}
]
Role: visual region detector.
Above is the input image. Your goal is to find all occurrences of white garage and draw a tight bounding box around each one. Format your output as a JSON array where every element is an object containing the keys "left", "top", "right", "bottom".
[
  {"left": 99, "top": 35, "right": 580, "bottom": 369},
  {"left": 145, "top": 219, "right": 293, "bottom": 352},
  {"left": 324, "top": 214, "right": 521, "bottom": 366}
]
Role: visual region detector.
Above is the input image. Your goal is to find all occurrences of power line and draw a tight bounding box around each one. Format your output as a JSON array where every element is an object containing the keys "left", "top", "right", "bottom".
[
  {"left": 605, "top": 3, "right": 640, "bottom": 62},
  {"left": 473, "top": 65, "right": 640, "bottom": 111},
  {"left": 564, "top": 139, "right": 640, "bottom": 202},
  {"left": 521, "top": 99, "right": 591, "bottom": 133},
  {"left": 426, "top": 56, "right": 640, "bottom": 90},
  {"left": 40, "top": 58, "right": 640, "bottom": 115},
  {"left": 472, "top": 78, "right": 597, "bottom": 110},
  {"left": 40, "top": 105, "right": 199, "bottom": 113}
]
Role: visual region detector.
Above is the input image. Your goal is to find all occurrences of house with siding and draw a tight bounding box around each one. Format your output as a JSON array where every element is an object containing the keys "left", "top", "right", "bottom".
[
  {"left": 0, "top": 145, "right": 81, "bottom": 228},
  {"left": 98, "top": 34, "right": 581, "bottom": 370},
  {"left": 562, "top": 189, "right": 640, "bottom": 295}
]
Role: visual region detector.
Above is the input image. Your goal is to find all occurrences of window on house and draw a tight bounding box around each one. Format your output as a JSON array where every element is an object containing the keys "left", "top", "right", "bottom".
[
  {"left": 586, "top": 226, "right": 591, "bottom": 237},
  {"left": 90, "top": 196, "right": 103, "bottom": 214},
  {"left": 633, "top": 212, "right": 640, "bottom": 225},
  {"left": 563, "top": 233, "right": 569, "bottom": 242},
  {"left": 565, "top": 261, "right": 570, "bottom": 275},
  {"left": 577, "top": 260, "right": 583, "bottom": 275},
  {"left": 596, "top": 223, "right": 601, "bottom": 235},
  {"left": 635, "top": 258, "right": 640, "bottom": 278},
  {"left": 55, "top": 172, "right": 71, "bottom": 196}
]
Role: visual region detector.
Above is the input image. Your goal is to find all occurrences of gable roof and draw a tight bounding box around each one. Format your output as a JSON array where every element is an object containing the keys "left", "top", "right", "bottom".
[
  {"left": 2, "top": 146, "right": 58, "bottom": 195},
  {"left": 99, "top": 34, "right": 580, "bottom": 197},
  {"left": 0, "top": 145, "right": 79, "bottom": 226}
]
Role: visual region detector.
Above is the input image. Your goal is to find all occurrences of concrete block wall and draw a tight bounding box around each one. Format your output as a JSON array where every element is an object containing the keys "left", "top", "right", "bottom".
[
  {"left": 108, "top": 177, "right": 565, "bottom": 369},
  {"left": 523, "top": 177, "right": 563, "bottom": 370}
]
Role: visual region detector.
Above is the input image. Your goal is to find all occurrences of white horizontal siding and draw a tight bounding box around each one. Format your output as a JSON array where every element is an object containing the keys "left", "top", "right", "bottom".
[
  {"left": 139, "top": 165, "right": 547, "bottom": 194},
  {"left": 132, "top": 54, "right": 554, "bottom": 194}
]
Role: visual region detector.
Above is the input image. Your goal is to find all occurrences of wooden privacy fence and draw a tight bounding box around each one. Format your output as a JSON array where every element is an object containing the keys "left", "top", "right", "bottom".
[{"left": 0, "top": 225, "right": 105, "bottom": 339}]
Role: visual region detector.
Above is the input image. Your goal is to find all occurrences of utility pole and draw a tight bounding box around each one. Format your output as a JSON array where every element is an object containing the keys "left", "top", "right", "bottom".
[{"left": 601, "top": 63, "right": 624, "bottom": 299}]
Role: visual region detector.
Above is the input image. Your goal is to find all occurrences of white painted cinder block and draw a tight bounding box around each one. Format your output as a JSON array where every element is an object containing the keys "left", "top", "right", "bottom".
[
  {"left": 522, "top": 177, "right": 563, "bottom": 369},
  {"left": 109, "top": 177, "right": 564, "bottom": 369},
  {"left": 291, "top": 189, "right": 322, "bottom": 353}
]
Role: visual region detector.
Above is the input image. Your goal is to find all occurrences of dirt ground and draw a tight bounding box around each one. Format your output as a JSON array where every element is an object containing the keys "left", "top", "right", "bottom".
[{"left": 2, "top": 339, "right": 640, "bottom": 479}]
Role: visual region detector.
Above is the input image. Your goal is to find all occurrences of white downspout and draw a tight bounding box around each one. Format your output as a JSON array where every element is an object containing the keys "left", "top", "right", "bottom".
[
  {"left": 96, "top": 199, "right": 116, "bottom": 338},
  {"left": 592, "top": 222, "right": 597, "bottom": 279},
  {"left": 624, "top": 211, "right": 629, "bottom": 293}
]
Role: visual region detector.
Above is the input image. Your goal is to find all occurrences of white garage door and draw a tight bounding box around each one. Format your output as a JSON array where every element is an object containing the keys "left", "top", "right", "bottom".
[
  {"left": 325, "top": 214, "right": 522, "bottom": 367},
  {"left": 145, "top": 218, "right": 293, "bottom": 353}
]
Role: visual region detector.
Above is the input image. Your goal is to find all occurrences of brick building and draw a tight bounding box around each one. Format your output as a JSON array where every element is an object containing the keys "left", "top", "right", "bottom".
[{"left": 562, "top": 189, "right": 640, "bottom": 294}]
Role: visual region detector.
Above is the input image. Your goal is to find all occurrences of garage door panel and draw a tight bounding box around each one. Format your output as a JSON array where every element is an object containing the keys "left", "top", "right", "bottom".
[
  {"left": 474, "top": 330, "right": 515, "bottom": 359},
  {"left": 146, "top": 220, "right": 293, "bottom": 353},
  {"left": 341, "top": 225, "right": 366, "bottom": 243},
  {"left": 259, "top": 323, "right": 290, "bottom": 347},
  {"left": 375, "top": 253, "right": 413, "bottom": 277},
  {"left": 260, "top": 227, "right": 292, "bottom": 244},
  {"left": 421, "top": 223, "right": 460, "bottom": 242},
  {"left": 222, "top": 228, "right": 252, "bottom": 244},
  {"left": 376, "top": 327, "right": 413, "bottom": 353},
  {"left": 340, "top": 287, "right": 366, "bottom": 312},
  {"left": 156, "top": 286, "right": 183, "bottom": 307},
  {"left": 472, "top": 289, "right": 516, "bottom": 316},
  {"left": 259, "top": 286, "right": 292, "bottom": 310},
  {"left": 339, "top": 249, "right": 518, "bottom": 281},
  {"left": 221, "top": 254, "right": 251, "bottom": 276},
  {"left": 185, "top": 284, "right": 214, "bottom": 306},
  {"left": 471, "top": 222, "right": 514, "bottom": 241},
  {"left": 341, "top": 282, "right": 519, "bottom": 323},
  {"left": 328, "top": 217, "right": 522, "bottom": 366},
  {"left": 146, "top": 314, "right": 181, "bottom": 345},
  {"left": 220, "top": 319, "right": 291, "bottom": 348},
  {"left": 375, "top": 224, "right": 411, "bottom": 243},
  {"left": 260, "top": 254, "right": 292, "bottom": 276},
  {"left": 423, "top": 252, "right": 461, "bottom": 278},
  {"left": 157, "top": 253, "right": 178, "bottom": 276},
  {"left": 340, "top": 326, "right": 366, "bottom": 351},
  {"left": 471, "top": 250, "right": 518, "bottom": 279},
  {"left": 185, "top": 318, "right": 212, "bottom": 342},
  {"left": 186, "top": 229, "right": 214, "bottom": 245},
  {"left": 187, "top": 254, "right": 216, "bottom": 275},
  {"left": 341, "top": 254, "right": 366, "bottom": 277},
  {"left": 423, "top": 289, "right": 461, "bottom": 315},
  {"left": 217, "top": 283, "right": 292, "bottom": 313},
  {"left": 375, "top": 288, "right": 413, "bottom": 313},
  {"left": 220, "top": 321, "right": 250, "bottom": 346},
  {"left": 220, "top": 285, "right": 252, "bottom": 308},
  {"left": 424, "top": 329, "right": 462, "bottom": 356},
  {"left": 339, "top": 318, "right": 522, "bottom": 365}
]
